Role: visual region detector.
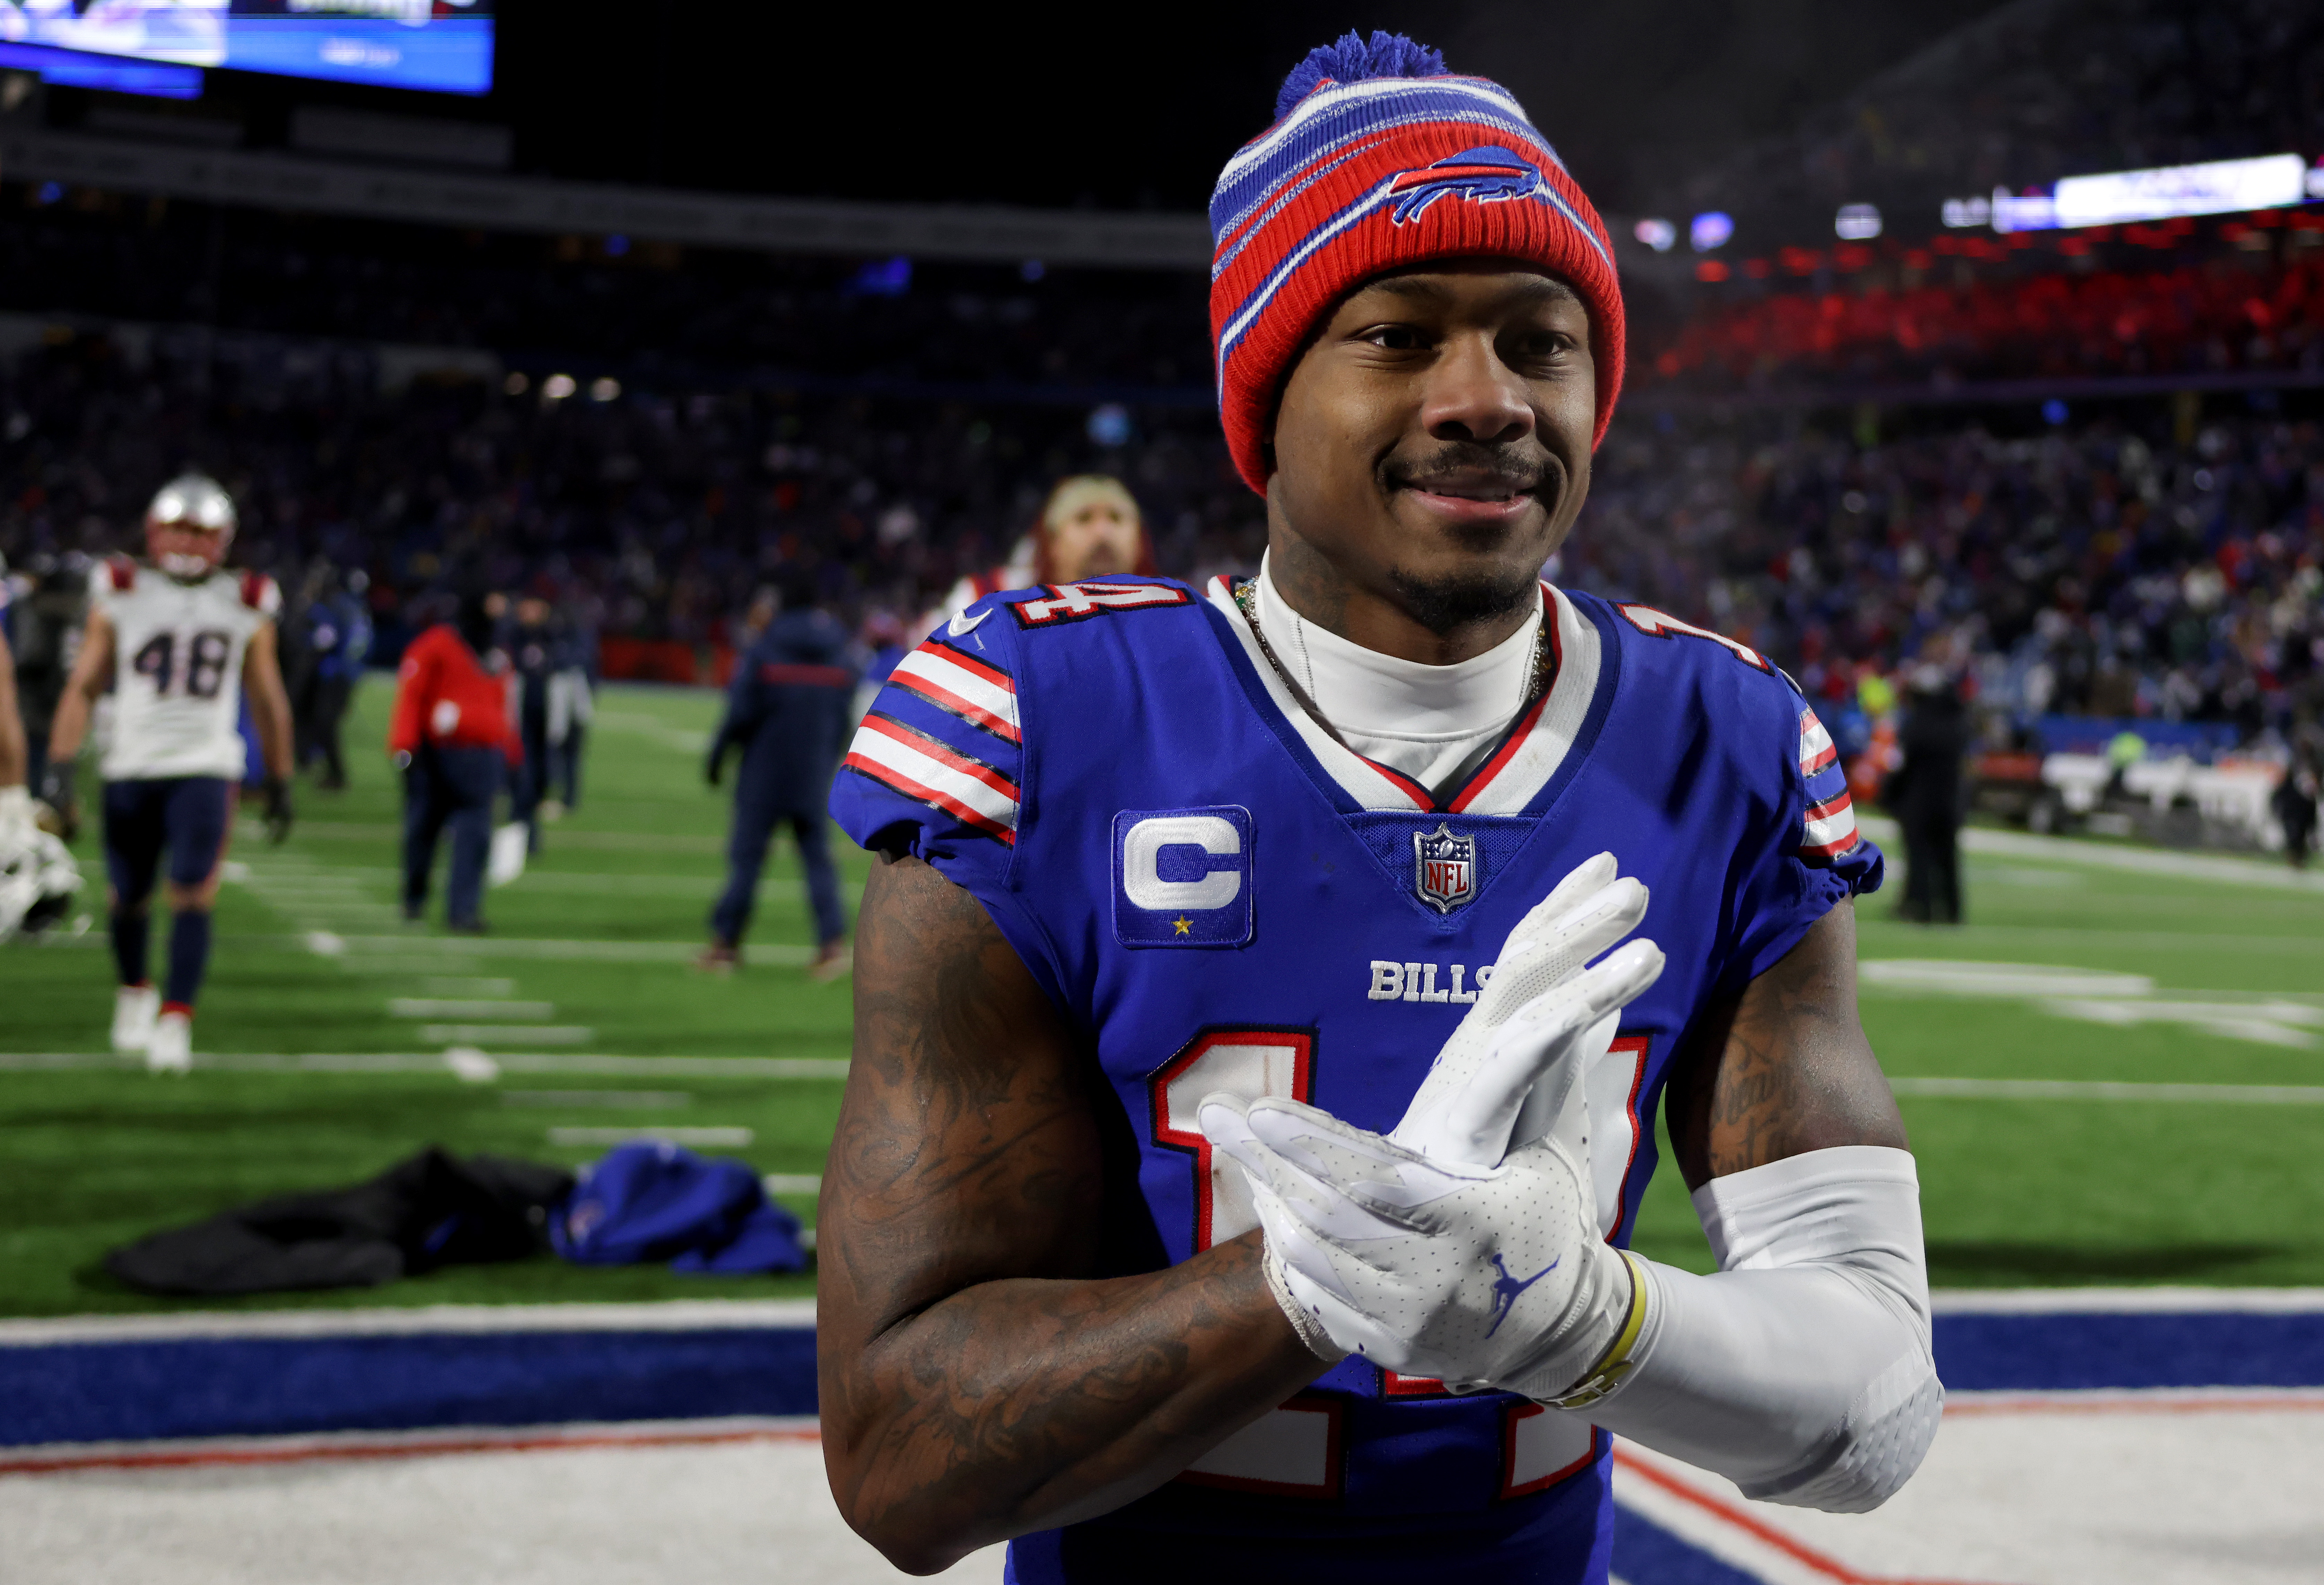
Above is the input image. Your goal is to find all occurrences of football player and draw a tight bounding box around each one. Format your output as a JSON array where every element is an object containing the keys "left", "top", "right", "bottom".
[
  {"left": 45, "top": 475, "right": 295, "bottom": 1072},
  {"left": 929, "top": 474, "right": 1156, "bottom": 624},
  {"left": 817, "top": 34, "right": 1936, "bottom": 1584}
]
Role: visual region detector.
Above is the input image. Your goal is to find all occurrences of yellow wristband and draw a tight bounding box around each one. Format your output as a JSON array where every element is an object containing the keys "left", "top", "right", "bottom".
[{"left": 1542, "top": 1250, "right": 1650, "bottom": 1410}]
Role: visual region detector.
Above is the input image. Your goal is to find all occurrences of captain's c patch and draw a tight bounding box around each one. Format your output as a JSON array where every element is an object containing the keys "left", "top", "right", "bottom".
[{"left": 1113, "top": 807, "right": 1254, "bottom": 948}]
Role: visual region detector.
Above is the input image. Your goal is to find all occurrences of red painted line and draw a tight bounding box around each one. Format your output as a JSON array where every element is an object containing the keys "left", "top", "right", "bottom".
[
  {"left": 1944, "top": 1393, "right": 2324, "bottom": 1417},
  {"left": 1610, "top": 1446, "right": 2006, "bottom": 1585},
  {"left": 0, "top": 1425, "right": 821, "bottom": 1477}
]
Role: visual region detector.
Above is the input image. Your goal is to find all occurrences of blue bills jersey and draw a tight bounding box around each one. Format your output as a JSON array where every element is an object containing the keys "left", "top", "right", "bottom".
[{"left": 831, "top": 577, "right": 1881, "bottom": 1585}]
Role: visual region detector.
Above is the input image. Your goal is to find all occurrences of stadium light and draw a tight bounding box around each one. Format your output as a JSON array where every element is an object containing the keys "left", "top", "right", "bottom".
[
  {"left": 589, "top": 377, "right": 621, "bottom": 403},
  {"left": 1941, "top": 196, "right": 1990, "bottom": 228},
  {"left": 2053, "top": 152, "right": 2306, "bottom": 229},
  {"left": 1689, "top": 212, "right": 1733, "bottom": 252},
  {"left": 1990, "top": 190, "right": 2058, "bottom": 234},
  {"left": 1834, "top": 204, "right": 1882, "bottom": 241},
  {"left": 1633, "top": 217, "right": 1677, "bottom": 253},
  {"left": 542, "top": 373, "right": 576, "bottom": 401},
  {"left": 2310, "top": 166, "right": 2324, "bottom": 200},
  {"left": 503, "top": 372, "right": 529, "bottom": 396}
]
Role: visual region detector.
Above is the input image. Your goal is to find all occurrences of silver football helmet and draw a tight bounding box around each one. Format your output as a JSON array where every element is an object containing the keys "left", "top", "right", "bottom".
[{"left": 146, "top": 474, "right": 238, "bottom": 579}]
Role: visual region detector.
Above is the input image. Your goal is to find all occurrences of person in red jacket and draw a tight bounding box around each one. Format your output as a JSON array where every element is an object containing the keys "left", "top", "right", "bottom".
[{"left": 389, "top": 592, "right": 520, "bottom": 930}]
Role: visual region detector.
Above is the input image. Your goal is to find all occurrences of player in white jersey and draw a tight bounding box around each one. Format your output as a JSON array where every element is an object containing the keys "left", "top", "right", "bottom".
[{"left": 45, "top": 476, "right": 295, "bottom": 1072}]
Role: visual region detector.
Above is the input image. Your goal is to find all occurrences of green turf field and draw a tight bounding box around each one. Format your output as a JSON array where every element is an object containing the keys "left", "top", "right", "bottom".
[{"left": 3, "top": 679, "right": 2321, "bottom": 1317}]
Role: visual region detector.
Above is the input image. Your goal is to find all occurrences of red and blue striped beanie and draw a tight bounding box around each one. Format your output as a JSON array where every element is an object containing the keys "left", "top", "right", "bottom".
[{"left": 1209, "top": 32, "right": 1625, "bottom": 494}]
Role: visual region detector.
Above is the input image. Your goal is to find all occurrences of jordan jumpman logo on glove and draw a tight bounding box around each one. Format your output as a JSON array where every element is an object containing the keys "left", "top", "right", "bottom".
[{"left": 1202, "top": 852, "right": 1660, "bottom": 1399}]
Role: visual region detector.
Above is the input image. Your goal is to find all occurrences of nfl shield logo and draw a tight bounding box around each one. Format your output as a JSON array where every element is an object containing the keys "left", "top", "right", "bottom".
[{"left": 1413, "top": 823, "right": 1479, "bottom": 914}]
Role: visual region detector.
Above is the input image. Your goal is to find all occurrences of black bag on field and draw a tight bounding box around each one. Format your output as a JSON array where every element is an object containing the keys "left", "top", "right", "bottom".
[{"left": 103, "top": 1147, "right": 574, "bottom": 1296}]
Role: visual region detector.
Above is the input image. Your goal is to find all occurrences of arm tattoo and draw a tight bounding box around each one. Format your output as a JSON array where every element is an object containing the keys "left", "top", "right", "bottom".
[
  {"left": 818, "top": 853, "right": 1327, "bottom": 1571},
  {"left": 1666, "top": 902, "right": 1909, "bottom": 1191}
]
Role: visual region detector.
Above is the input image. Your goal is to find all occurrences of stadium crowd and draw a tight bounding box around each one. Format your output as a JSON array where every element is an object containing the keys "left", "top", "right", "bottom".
[
  {"left": 0, "top": 327, "right": 2317, "bottom": 759},
  {"left": 1649, "top": 247, "right": 2324, "bottom": 390},
  {"left": 1575, "top": 406, "right": 2324, "bottom": 749}
]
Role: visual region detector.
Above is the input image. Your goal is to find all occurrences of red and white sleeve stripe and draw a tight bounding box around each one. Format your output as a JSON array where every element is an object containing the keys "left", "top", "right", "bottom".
[
  {"left": 844, "top": 713, "right": 1020, "bottom": 844},
  {"left": 889, "top": 641, "right": 1020, "bottom": 745},
  {"left": 1799, "top": 791, "right": 1860, "bottom": 863},
  {"left": 1798, "top": 707, "right": 1838, "bottom": 776}
]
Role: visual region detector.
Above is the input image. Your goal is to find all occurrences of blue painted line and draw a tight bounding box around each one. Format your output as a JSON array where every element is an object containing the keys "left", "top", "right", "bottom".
[
  {"left": 1933, "top": 1311, "right": 2324, "bottom": 1391},
  {"left": 1613, "top": 1503, "right": 1766, "bottom": 1585},
  {"left": 0, "top": 1328, "right": 818, "bottom": 1447},
  {"left": 7, "top": 1308, "right": 2321, "bottom": 1449}
]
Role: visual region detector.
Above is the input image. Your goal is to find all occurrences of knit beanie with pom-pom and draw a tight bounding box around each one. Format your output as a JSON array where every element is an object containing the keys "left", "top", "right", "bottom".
[{"left": 1208, "top": 31, "right": 1625, "bottom": 493}]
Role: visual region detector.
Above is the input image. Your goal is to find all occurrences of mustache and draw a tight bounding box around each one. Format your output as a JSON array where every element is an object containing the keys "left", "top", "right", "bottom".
[{"left": 1381, "top": 441, "right": 1553, "bottom": 495}]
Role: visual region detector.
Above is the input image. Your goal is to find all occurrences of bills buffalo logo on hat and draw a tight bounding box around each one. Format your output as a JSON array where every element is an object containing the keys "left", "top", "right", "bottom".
[
  {"left": 1413, "top": 822, "right": 1478, "bottom": 913},
  {"left": 1387, "top": 146, "right": 1549, "bottom": 225}
]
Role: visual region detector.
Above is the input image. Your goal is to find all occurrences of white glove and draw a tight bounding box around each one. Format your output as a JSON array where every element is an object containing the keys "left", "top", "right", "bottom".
[
  {"left": 1201, "top": 854, "right": 1663, "bottom": 1399},
  {"left": 0, "top": 786, "right": 32, "bottom": 842}
]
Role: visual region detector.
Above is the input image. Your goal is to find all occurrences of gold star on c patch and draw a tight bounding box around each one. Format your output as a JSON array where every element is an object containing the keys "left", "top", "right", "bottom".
[{"left": 1173, "top": 916, "right": 1193, "bottom": 936}]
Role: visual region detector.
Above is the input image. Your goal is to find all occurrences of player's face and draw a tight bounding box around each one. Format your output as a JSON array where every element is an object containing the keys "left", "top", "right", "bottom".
[
  {"left": 147, "top": 518, "right": 226, "bottom": 578},
  {"left": 1267, "top": 261, "right": 1595, "bottom": 633},
  {"left": 1047, "top": 500, "right": 1142, "bottom": 582}
]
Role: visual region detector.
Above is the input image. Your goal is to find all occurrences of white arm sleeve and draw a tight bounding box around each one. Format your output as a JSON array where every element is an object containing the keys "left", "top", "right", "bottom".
[{"left": 1574, "top": 1145, "right": 1942, "bottom": 1513}]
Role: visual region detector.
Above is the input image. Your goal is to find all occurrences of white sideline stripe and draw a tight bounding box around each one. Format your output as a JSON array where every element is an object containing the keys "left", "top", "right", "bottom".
[
  {"left": 0, "top": 1301, "right": 819, "bottom": 1346},
  {"left": 1891, "top": 1076, "right": 2324, "bottom": 1105},
  {"left": 547, "top": 1126, "right": 752, "bottom": 1147},
  {"left": 0, "top": 1416, "right": 822, "bottom": 1470},
  {"left": 390, "top": 999, "right": 556, "bottom": 1018},
  {"left": 761, "top": 1174, "right": 822, "bottom": 1195},
  {"left": 502, "top": 1090, "right": 691, "bottom": 1109},
  {"left": 0, "top": 1053, "right": 849, "bottom": 1078},
  {"left": 317, "top": 936, "right": 815, "bottom": 964},
  {"left": 290, "top": 820, "right": 724, "bottom": 854},
  {"left": 421, "top": 1024, "right": 594, "bottom": 1044},
  {"left": 1859, "top": 813, "right": 2324, "bottom": 893},
  {"left": 1932, "top": 1287, "right": 2324, "bottom": 1314},
  {"left": 1858, "top": 960, "right": 2153, "bottom": 998},
  {"left": 1867, "top": 924, "right": 2324, "bottom": 955}
]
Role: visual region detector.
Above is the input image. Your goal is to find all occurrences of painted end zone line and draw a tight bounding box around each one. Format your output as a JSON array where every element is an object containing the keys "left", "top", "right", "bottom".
[
  {"left": 1944, "top": 1387, "right": 2324, "bottom": 1415},
  {"left": 1612, "top": 1448, "right": 1996, "bottom": 1585},
  {"left": 0, "top": 1416, "right": 819, "bottom": 1477},
  {"left": 1890, "top": 1076, "right": 2324, "bottom": 1104}
]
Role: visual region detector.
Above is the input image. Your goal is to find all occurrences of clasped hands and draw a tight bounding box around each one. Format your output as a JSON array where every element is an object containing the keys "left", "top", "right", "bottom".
[{"left": 1200, "top": 853, "right": 1663, "bottom": 1404}]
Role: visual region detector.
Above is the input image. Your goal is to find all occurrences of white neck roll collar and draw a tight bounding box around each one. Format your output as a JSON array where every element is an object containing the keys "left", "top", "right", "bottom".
[{"left": 1253, "top": 552, "right": 1543, "bottom": 743}]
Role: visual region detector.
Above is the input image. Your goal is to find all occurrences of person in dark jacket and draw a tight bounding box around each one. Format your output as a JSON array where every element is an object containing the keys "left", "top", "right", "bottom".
[
  {"left": 2275, "top": 750, "right": 2319, "bottom": 870},
  {"left": 289, "top": 562, "right": 372, "bottom": 791},
  {"left": 390, "top": 592, "right": 521, "bottom": 931},
  {"left": 7, "top": 551, "right": 87, "bottom": 826},
  {"left": 699, "top": 581, "right": 857, "bottom": 978},
  {"left": 1887, "top": 663, "right": 1971, "bottom": 924},
  {"left": 504, "top": 591, "right": 559, "bottom": 850}
]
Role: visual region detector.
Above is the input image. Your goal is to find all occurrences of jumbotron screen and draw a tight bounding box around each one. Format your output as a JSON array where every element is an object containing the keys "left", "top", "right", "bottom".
[{"left": 0, "top": 1, "right": 494, "bottom": 97}]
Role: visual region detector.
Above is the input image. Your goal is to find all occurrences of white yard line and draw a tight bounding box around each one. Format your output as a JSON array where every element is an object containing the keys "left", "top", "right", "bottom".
[
  {"left": 545, "top": 1125, "right": 752, "bottom": 1148},
  {"left": 1890, "top": 1076, "right": 2324, "bottom": 1104},
  {"left": 0, "top": 1052, "right": 849, "bottom": 1077},
  {"left": 388, "top": 999, "right": 557, "bottom": 1018},
  {"left": 419, "top": 1024, "right": 594, "bottom": 1044},
  {"left": 1861, "top": 814, "right": 2324, "bottom": 894},
  {"left": 501, "top": 1090, "right": 690, "bottom": 1109}
]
